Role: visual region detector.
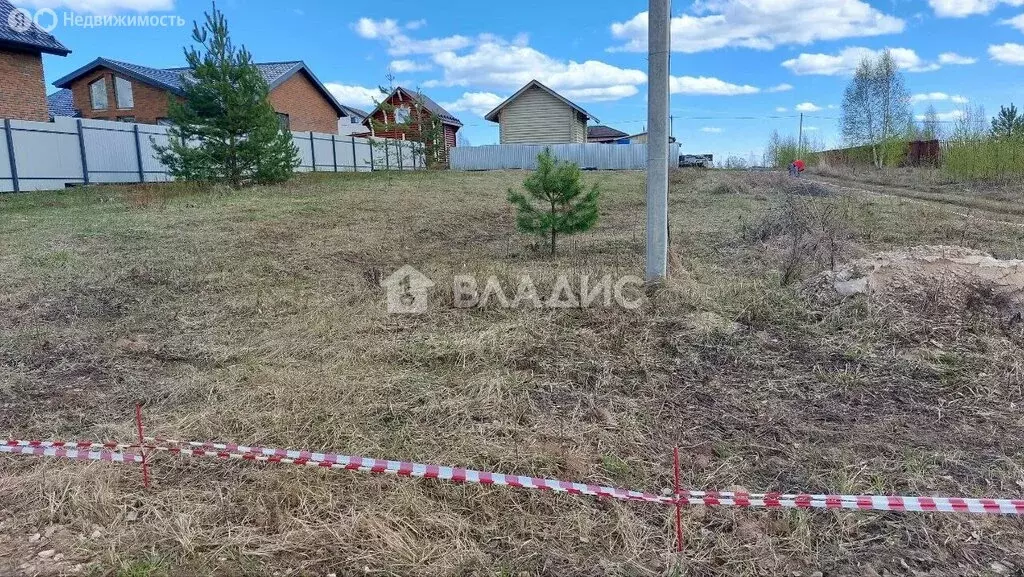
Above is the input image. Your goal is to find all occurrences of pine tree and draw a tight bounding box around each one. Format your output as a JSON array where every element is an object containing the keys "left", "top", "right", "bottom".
[
  {"left": 155, "top": 2, "right": 298, "bottom": 188},
  {"left": 991, "top": 103, "right": 1024, "bottom": 140},
  {"left": 507, "top": 149, "right": 600, "bottom": 255}
]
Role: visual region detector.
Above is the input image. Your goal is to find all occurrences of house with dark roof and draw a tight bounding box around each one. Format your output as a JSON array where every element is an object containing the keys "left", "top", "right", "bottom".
[
  {"left": 337, "top": 104, "right": 369, "bottom": 136},
  {"left": 0, "top": 0, "right": 70, "bottom": 122},
  {"left": 484, "top": 80, "right": 597, "bottom": 145},
  {"left": 587, "top": 125, "right": 629, "bottom": 143},
  {"left": 356, "top": 86, "right": 462, "bottom": 164},
  {"left": 49, "top": 57, "right": 347, "bottom": 133}
]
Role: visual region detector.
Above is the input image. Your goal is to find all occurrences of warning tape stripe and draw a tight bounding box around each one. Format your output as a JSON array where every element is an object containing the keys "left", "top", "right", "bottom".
[
  {"left": 5, "top": 439, "right": 137, "bottom": 451},
  {"left": 147, "top": 444, "right": 673, "bottom": 504},
  {"left": 0, "top": 443, "right": 143, "bottom": 463},
  {"left": 145, "top": 440, "right": 1024, "bottom": 515},
  {"left": 6, "top": 438, "right": 1023, "bottom": 514}
]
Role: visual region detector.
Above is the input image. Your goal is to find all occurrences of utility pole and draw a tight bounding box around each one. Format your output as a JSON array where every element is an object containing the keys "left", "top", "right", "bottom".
[
  {"left": 646, "top": 0, "right": 670, "bottom": 283},
  {"left": 797, "top": 112, "right": 804, "bottom": 160}
]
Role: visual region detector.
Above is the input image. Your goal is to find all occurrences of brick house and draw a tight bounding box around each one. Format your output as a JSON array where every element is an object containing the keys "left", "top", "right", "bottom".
[
  {"left": 48, "top": 58, "right": 347, "bottom": 133},
  {"left": 0, "top": 0, "right": 70, "bottom": 122},
  {"left": 358, "top": 87, "right": 462, "bottom": 164}
]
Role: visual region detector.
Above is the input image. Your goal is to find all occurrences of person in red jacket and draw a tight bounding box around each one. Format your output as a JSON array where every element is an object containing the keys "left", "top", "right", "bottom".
[{"left": 789, "top": 159, "right": 806, "bottom": 176}]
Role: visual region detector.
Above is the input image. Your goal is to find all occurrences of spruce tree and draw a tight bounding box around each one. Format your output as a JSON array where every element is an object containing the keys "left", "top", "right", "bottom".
[
  {"left": 156, "top": 3, "right": 297, "bottom": 187},
  {"left": 507, "top": 149, "right": 600, "bottom": 255}
]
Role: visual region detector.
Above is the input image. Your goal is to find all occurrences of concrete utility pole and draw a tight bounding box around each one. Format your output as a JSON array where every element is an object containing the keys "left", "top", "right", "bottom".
[
  {"left": 798, "top": 112, "right": 804, "bottom": 160},
  {"left": 646, "top": 0, "right": 671, "bottom": 282}
]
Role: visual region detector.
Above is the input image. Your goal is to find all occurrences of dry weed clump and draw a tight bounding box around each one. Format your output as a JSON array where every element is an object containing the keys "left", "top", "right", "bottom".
[{"left": 744, "top": 194, "right": 854, "bottom": 284}]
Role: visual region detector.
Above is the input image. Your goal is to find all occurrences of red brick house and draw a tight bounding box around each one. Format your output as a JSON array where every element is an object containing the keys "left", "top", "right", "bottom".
[
  {"left": 358, "top": 87, "right": 462, "bottom": 164},
  {"left": 0, "top": 0, "right": 70, "bottom": 122},
  {"left": 49, "top": 58, "right": 347, "bottom": 133}
]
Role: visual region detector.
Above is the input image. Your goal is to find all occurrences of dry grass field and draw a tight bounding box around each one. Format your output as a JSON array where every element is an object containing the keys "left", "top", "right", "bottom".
[{"left": 1, "top": 169, "right": 1023, "bottom": 576}]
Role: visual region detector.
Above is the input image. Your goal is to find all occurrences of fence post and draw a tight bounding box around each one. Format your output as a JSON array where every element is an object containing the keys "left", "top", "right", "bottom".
[
  {"left": 398, "top": 140, "right": 404, "bottom": 171},
  {"left": 331, "top": 134, "right": 337, "bottom": 172},
  {"left": 412, "top": 141, "right": 417, "bottom": 170},
  {"left": 132, "top": 124, "right": 145, "bottom": 183},
  {"left": 351, "top": 136, "right": 357, "bottom": 172},
  {"left": 369, "top": 138, "right": 374, "bottom": 171},
  {"left": 77, "top": 119, "right": 90, "bottom": 185},
  {"left": 385, "top": 139, "right": 390, "bottom": 171},
  {"left": 4, "top": 119, "right": 19, "bottom": 193},
  {"left": 310, "top": 132, "right": 317, "bottom": 172}
]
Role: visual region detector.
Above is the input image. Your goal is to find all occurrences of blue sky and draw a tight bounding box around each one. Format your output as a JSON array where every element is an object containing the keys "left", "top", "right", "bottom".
[{"left": 21, "top": 0, "right": 1024, "bottom": 162}]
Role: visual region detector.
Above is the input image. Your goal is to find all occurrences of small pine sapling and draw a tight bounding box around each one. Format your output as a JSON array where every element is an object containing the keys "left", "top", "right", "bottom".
[{"left": 507, "top": 149, "right": 600, "bottom": 255}]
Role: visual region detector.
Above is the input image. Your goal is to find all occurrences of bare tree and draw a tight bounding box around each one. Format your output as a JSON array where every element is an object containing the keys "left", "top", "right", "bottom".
[
  {"left": 921, "top": 105, "right": 941, "bottom": 140},
  {"left": 952, "top": 104, "right": 987, "bottom": 142},
  {"left": 841, "top": 50, "right": 912, "bottom": 167}
]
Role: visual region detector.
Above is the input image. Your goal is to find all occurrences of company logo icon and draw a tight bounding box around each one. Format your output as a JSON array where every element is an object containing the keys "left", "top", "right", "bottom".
[{"left": 381, "top": 265, "right": 435, "bottom": 314}]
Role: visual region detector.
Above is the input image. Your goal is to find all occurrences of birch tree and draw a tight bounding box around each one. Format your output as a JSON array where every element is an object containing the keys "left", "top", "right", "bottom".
[{"left": 841, "top": 50, "right": 912, "bottom": 167}]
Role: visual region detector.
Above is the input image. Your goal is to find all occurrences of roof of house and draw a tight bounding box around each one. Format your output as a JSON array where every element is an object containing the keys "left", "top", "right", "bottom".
[
  {"left": 52, "top": 57, "right": 347, "bottom": 117},
  {"left": 0, "top": 0, "right": 71, "bottom": 55},
  {"left": 46, "top": 88, "right": 77, "bottom": 118},
  {"left": 587, "top": 125, "right": 628, "bottom": 141},
  {"left": 340, "top": 104, "right": 369, "bottom": 121},
  {"left": 365, "top": 86, "right": 462, "bottom": 128},
  {"left": 483, "top": 80, "right": 598, "bottom": 124}
]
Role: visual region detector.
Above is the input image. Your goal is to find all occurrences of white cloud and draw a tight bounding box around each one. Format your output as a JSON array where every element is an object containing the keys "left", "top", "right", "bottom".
[
  {"left": 782, "top": 47, "right": 940, "bottom": 75},
  {"left": 989, "top": 42, "right": 1024, "bottom": 64},
  {"left": 767, "top": 83, "right": 793, "bottom": 92},
  {"left": 609, "top": 0, "right": 903, "bottom": 53},
  {"left": 915, "top": 109, "right": 965, "bottom": 121},
  {"left": 928, "top": 0, "right": 1024, "bottom": 17},
  {"left": 669, "top": 75, "right": 759, "bottom": 95},
  {"left": 430, "top": 40, "right": 646, "bottom": 102},
  {"left": 390, "top": 59, "right": 431, "bottom": 73},
  {"left": 775, "top": 106, "right": 788, "bottom": 112},
  {"left": 700, "top": 127, "right": 723, "bottom": 133},
  {"left": 910, "top": 92, "right": 969, "bottom": 104},
  {"left": 353, "top": 17, "right": 471, "bottom": 56},
  {"left": 938, "top": 52, "right": 978, "bottom": 65},
  {"left": 1002, "top": 14, "right": 1024, "bottom": 31},
  {"left": 440, "top": 92, "right": 506, "bottom": 117},
  {"left": 13, "top": 0, "right": 172, "bottom": 10},
  {"left": 795, "top": 102, "right": 823, "bottom": 112},
  {"left": 325, "top": 83, "right": 381, "bottom": 108},
  {"left": 405, "top": 19, "right": 426, "bottom": 30},
  {"left": 804, "top": 126, "right": 820, "bottom": 131}
]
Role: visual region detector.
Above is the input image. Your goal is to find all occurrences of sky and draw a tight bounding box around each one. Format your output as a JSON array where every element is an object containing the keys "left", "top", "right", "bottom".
[{"left": 18, "top": 0, "right": 1024, "bottom": 163}]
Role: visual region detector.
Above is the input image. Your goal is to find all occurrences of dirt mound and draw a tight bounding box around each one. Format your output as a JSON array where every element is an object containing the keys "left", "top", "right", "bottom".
[{"left": 807, "top": 246, "right": 1024, "bottom": 316}]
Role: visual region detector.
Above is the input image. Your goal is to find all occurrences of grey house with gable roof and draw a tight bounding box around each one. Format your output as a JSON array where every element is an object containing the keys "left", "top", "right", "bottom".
[{"left": 484, "top": 80, "right": 597, "bottom": 145}]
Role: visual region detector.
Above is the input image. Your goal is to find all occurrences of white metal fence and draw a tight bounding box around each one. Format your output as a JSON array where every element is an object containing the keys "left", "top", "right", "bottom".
[
  {"left": 0, "top": 117, "right": 423, "bottom": 193},
  {"left": 450, "top": 143, "right": 681, "bottom": 171}
]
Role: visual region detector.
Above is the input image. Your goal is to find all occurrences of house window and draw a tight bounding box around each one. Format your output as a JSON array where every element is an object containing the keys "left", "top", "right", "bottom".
[
  {"left": 395, "top": 106, "right": 410, "bottom": 123},
  {"left": 89, "top": 78, "right": 108, "bottom": 110},
  {"left": 114, "top": 76, "right": 134, "bottom": 109},
  {"left": 116, "top": 116, "right": 136, "bottom": 123},
  {"left": 276, "top": 113, "right": 290, "bottom": 130}
]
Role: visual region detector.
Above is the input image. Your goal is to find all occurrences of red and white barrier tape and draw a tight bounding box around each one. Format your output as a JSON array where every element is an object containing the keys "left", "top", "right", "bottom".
[
  {"left": 1, "top": 442, "right": 142, "bottom": 464},
  {"left": 5, "top": 437, "right": 1023, "bottom": 515}
]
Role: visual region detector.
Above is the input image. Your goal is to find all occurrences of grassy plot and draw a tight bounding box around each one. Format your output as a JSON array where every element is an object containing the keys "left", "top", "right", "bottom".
[{"left": 0, "top": 170, "right": 1023, "bottom": 576}]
